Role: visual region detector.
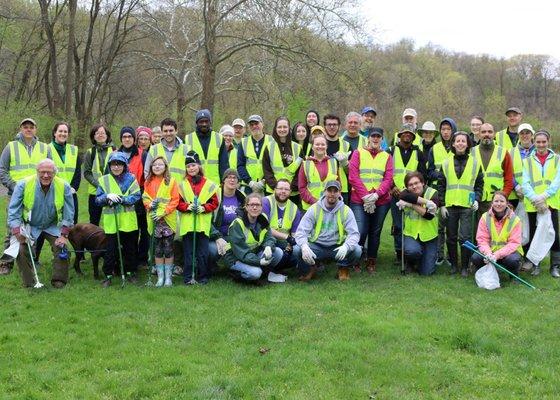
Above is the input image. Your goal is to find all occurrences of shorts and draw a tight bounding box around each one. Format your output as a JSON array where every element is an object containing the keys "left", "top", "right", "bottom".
[{"left": 154, "top": 234, "right": 174, "bottom": 258}]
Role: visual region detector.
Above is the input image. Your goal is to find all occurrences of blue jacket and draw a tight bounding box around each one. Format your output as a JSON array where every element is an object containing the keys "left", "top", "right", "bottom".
[{"left": 95, "top": 152, "right": 141, "bottom": 206}]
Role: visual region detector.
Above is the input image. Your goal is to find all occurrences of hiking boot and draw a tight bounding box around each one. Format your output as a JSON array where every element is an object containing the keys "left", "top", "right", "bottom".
[
  {"left": 164, "top": 265, "right": 173, "bottom": 287},
  {"left": 155, "top": 265, "right": 165, "bottom": 287},
  {"left": 449, "top": 265, "right": 458, "bottom": 275},
  {"left": 461, "top": 268, "right": 468, "bottom": 278},
  {"left": 521, "top": 260, "right": 534, "bottom": 272},
  {"left": 0, "top": 262, "right": 13, "bottom": 275},
  {"left": 101, "top": 278, "right": 112, "bottom": 288},
  {"left": 531, "top": 265, "right": 541, "bottom": 276},
  {"left": 337, "top": 267, "right": 350, "bottom": 281},
  {"left": 353, "top": 264, "right": 362, "bottom": 273},
  {"left": 299, "top": 266, "right": 317, "bottom": 282},
  {"left": 52, "top": 281, "right": 65, "bottom": 289},
  {"left": 550, "top": 266, "right": 560, "bottom": 278},
  {"left": 126, "top": 273, "right": 138, "bottom": 284},
  {"left": 436, "top": 257, "right": 444, "bottom": 266},
  {"left": 366, "top": 258, "right": 376, "bottom": 274}
]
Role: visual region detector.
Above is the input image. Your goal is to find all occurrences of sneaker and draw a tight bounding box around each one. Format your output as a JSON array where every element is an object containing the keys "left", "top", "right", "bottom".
[
  {"left": 449, "top": 266, "right": 458, "bottom": 275},
  {"left": 531, "top": 265, "right": 541, "bottom": 276},
  {"left": 337, "top": 267, "right": 350, "bottom": 281},
  {"left": 0, "top": 263, "right": 13, "bottom": 275},
  {"left": 550, "top": 266, "right": 560, "bottom": 278},
  {"left": 126, "top": 273, "right": 138, "bottom": 284},
  {"left": 267, "top": 272, "right": 287, "bottom": 283},
  {"left": 101, "top": 278, "right": 112, "bottom": 288},
  {"left": 521, "top": 260, "right": 534, "bottom": 272},
  {"left": 52, "top": 281, "right": 65, "bottom": 289},
  {"left": 436, "top": 257, "right": 444, "bottom": 266},
  {"left": 198, "top": 278, "right": 209, "bottom": 285},
  {"left": 461, "top": 268, "right": 468, "bottom": 278}
]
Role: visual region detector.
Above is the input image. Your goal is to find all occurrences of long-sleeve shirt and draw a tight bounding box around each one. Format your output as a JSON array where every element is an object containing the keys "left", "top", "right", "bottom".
[
  {"left": 237, "top": 136, "right": 266, "bottom": 183},
  {"left": 521, "top": 150, "right": 560, "bottom": 201},
  {"left": 193, "top": 129, "right": 229, "bottom": 181},
  {"left": 95, "top": 172, "right": 142, "bottom": 207},
  {"left": 262, "top": 139, "right": 300, "bottom": 193},
  {"left": 143, "top": 138, "right": 182, "bottom": 179},
  {"left": 476, "top": 208, "right": 522, "bottom": 260},
  {"left": 176, "top": 175, "right": 219, "bottom": 213},
  {"left": 348, "top": 148, "right": 393, "bottom": 205},
  {"left": 83, "top": 143, "right": 115, "bottom": 188},
  {"left": 8, "top": 178, "right": 74, "bottom": 240},
  {"left": 261, "top": 197, "right": 302, "bottom": 235},
  {"left": 437, "top": 153, "right": 484, "bottom": 207},
  {"left": 297, "top": 156, "right": 339, "bottom": 206},
  {"left": 142, "top": 175, "right": 180, "bottom": 215},
  {"left": 387, "top": 144, "right": 427, "bottom": 187},
  {"left": 475, "top": 144, "right": 514, "bottom": 197}
]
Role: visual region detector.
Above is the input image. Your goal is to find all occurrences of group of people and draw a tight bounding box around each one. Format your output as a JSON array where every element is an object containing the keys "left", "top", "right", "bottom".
[{"left": 0, "top": 104, "right": 556, "bottom": 289}]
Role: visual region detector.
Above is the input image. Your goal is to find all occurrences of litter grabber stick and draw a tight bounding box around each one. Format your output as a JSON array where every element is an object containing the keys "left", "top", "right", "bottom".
[
  {"left": 188, "top": 196, "right": 199, "bottom": 285},
  {"left": 113, "top": 204, "right": 126, "bottom": 288}
]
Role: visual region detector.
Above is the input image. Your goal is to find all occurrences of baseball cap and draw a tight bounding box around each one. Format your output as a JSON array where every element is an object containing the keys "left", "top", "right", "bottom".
[
  {"left": 219, "top": 124, "right": 234, "bottom": 136},
  {"left": 505, "top": 107, "right": 522, "bottom": 115},
  {"left": 518, "top": 123, "right": 534, "bottom": 134},
  {"left": 402, "top": 108, "right": 417, "bottom": 118},
  {"left": 247, "top": 114, "right": 263, "bottom": 123},
  {"left": 232, "top": 118, "right": 245, "bottom": 127},
  {"left": 398, "top": 123, "right": 416, "bottom": 137},
  {"left": 361, "top": 106, "right": 377, "bottom": 116},
  {"left": 20, "top": 118, "right": 37, "bottom": 127},
  {"left": 324, "top": 180, "right": 341, "bottom": 191},
  {"left": 369, "top": 127, "right": 383, "bottom": 137},
  {"left": 310, "top": 125, "right": 326, "bottom": 135}
]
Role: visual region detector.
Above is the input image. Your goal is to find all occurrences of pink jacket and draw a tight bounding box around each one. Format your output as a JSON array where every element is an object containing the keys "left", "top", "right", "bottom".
[
  {"left": 476, "top": 207, "right": 522, "bottom": 260},
  {"left": 297, "top": 156, "right": 339, "bottom": 206},
  {"left": 348, "top": 148, "right": 394, "bottom": 205}
]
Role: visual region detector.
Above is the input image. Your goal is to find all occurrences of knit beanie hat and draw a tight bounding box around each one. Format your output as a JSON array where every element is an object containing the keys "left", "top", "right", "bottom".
[{"left": 120, "top": 126, "right": 136, "bottom": 140}]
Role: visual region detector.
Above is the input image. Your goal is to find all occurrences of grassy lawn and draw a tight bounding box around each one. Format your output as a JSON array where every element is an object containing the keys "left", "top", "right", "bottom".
[{"left": 0, "top": 188, "right": 558, "bottom": 399}]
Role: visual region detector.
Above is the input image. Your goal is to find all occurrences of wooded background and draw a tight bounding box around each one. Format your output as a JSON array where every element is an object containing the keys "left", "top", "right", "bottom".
[{"left": 1, "top": 0, "right": 559, "bottom": 148}]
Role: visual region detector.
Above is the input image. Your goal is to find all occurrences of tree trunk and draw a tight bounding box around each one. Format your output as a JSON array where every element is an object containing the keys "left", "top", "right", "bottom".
[
  {"left": 200, "top": 0, "right": 218, "bottom": 111},
  {"left": 38, "top": 0, "right": 62, "bottom": 114},
  {"left": 177, "top": 86, "right": 186, "bottom": 135},
  {"left": 64, "top": 0, "right": 77, "bottom": 115}
]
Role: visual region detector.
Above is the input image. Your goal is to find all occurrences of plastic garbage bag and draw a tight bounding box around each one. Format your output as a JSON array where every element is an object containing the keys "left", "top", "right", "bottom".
[
  {"left": 515, "top": 202, "right": 530, "bottom": 246},
  {"left": 526, "top": 210, "right": 555, "bottom": 266},
  {"left": 475, "top": 263, "right": 500, "bottom": 290}
]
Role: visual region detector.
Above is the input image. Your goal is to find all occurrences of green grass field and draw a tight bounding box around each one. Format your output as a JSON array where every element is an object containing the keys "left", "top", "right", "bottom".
[{"left": 0, "top": 188, "right": 558, "bottom": 399}]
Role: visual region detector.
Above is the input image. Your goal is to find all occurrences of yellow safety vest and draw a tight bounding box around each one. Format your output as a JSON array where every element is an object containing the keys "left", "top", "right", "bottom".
[
  {"left": 302, "top": 158, "right": 338, "bottom": 210},
  {"left": 228, "top": 147, "right": 237, "bottom": 170},
  {"left": 393, "top": 146, "right": 419, "bottom": 190},
  {"left": 335, "top": 138, "right": 351, "bottom": 193},
  {"left": 149, "top": 142, "right": 188, "bottom": 184},
  {"left": 432, "top": 142, "right": 451, "bottom": 170},
  {"left": 265, "top": 140, "right": 302, "bottom": 193},
  {"left": 309, "top": 202, "right": 349, "bottom": 245},
  {"left": 357, "top": 148, "right": 389, "bottom": 191},
  {"left": 49, "top": 143, "right": 78, "bottom": 184},
  {"left": 22, "top": 176, "right": 65, "bottom": 223},
  {"left": 495, "top": 129, "right": 515, "bottom": 150},
  {"left": 240, "top": 135, "right": 270, "bottom": 181},
  {"left": 484, "top": 212, "right": 523, "bottom": 255},
  {"left": 87, "top": 147, "right": 113, "bottom": 195},
  {"left": 99, "top": 174, "right": 140, "bottom": 233},
  {"left": 508, "top": 146, "right": 524, "bottom": 200},
  {"left": 230, "top": 217, "right": 267, "bottom": 251},
  {"left": 178, "top": 178, "right": 218, "bottom": 235},
  {"left": 185, "top": 131, "right": 222, "bottom": 184},
  {"left": 403, "top": 186, "right": 438, "bottom": 242},
  {"left": 472, "top": 145, "right": 506, "bottom": 201},
  {"left": 9, "top": 140, "right": 49, "bottom": 182},
  {"left": 142, "top": 178, "right": 178, "bottom": 234},
  {"left": 342, "top": 133, "right": 368, "bottom": 151},
  {"left": 523, "top": 153, "right": 560, "bottom": 212},
  {"left": 266, "top": 195, "right": 298, "bottom": 234},
  {"left": 442, "top": 155, "right": 480, "bottom": 207},
  {"left": 392, "top": 132, "right": 422, "bottom": 147}
]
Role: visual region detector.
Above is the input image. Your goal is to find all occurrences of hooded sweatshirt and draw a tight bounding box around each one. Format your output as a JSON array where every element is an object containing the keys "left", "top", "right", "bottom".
[
  {"left": 295, "top": 194, "right": 359, "bottom": 248},
  {"left": 94, "top": 152, "right": 141, "bottom": 207},
  {"left": 426, "top": 117, "right": 457, "bottom": 184}
]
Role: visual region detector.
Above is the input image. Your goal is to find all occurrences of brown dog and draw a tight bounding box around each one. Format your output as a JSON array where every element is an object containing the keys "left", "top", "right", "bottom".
[{"left": 68, "top": 223, "right": 108, "bottom": 279}]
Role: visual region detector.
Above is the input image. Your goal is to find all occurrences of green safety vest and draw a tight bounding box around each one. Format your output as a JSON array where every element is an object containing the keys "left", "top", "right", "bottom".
[
  {"left": 178, "top": 178, "right": 218, "bottom": 235},
  {"left": 442, "top": 155, "right": 480, "bottom": 207},
  {"left": 149, "top": 142, "right": 188, "bottom": 184},
  {"left": 9, "top": 140, "right": 49, "bottom": 182},
  {"left": 403, "top": 186, "right": 438, "bottom": 242},
  {"left": 335, "top": 138, "right": 351, "bottom": 193},
  {"left": 142, "top": 178, "right": 178, "bottom": 234},
  {"left": 185, "top": 131, "right": 222, "bottom": 184},
  {"left": 228, "top": 147, "right": 237, "bottom": 170},
  {"left": 523, "top": 153, "right": 560, "bottom": 212},
  {"left": 22, "top": 176, "right": 65, "bottom": 223},
  {"left": 484, "top": 212, "right": 523, "bottom": 255},
  {"left": 49, "top": 143, "right": 78, "bottom": 184},
  {"left": 309, "top": 203, "right": 349, "bottom": 245},
  {"left": 87, "top": 147, "right": 113, "bottom": 195},
  {"left": 266, "top": 195, "right": 298, "bottom": 234},
  {"left": 265, "top": 140, "right": 302, "bottom": 193},
  {"left": 472, "top": 145, "right": 506, "bottom": 201},
  {"left": 99, "top": 174, "right": 140, "bottom": 234},
  {"left": 495, "top": 129, "right": 515, "bottom": 150},
  {"left": 508, "top": 146, "right": 524, "bottom": 200},
  {"left": 392, "top": 147, "right": 419, "bottom": 190},
  {"left": 432, "top": 142, "right": 452, "bottom": 170},
  {"left": 302, "top": 158, "right": 338, "bottom": 210},
  {"left": 357, "top": 148, "right": 389, "bottom": 191},
  {"left": 392, "top": 132, "right": 422, "bottom": 147},
  {"left": 240, "top": 135, "right": 270, "bottom": 182},
  {"left": 229, "top": 217, "right": 268, "bottom": 251}
]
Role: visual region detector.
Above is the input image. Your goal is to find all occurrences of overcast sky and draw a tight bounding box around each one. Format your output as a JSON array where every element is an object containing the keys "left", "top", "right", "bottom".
[{"left": 360, "top": 0, "right": 559, "bottom": 61}]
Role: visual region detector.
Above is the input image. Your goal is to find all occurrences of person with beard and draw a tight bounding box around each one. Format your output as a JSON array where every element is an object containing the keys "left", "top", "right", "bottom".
[
  {"left": 496, "top": 107, "right": 523, "bottom": 150},
  {"left": 220, "top": 124, "right": 238, "bottom": 170},
  {"left": 262, "top": 179, "right": 302, "bottom": 280},
  {"left": 469, "top": 116, "right": 484, "bottom": 146},
  {"left": 238, "top": 115, "right": 271, "bottom": 194},
  {"left": 438, "top": 132, "right": 484, "bottom": 277},
  {"left": 185, "top": 109, "right": 229, "bottom": 184},
  {"left": 393, "top": 108, "right": 422, "bottom": 146},
  {"left": 388, "top": 124, "right": 427, "bottom": 266},
  {"left": 472, "top": 123, "right": 514, "bottom": 217},
  {"left": 262, "top": 117, "right": 302, "bottom": 198},
  {"left": 508, "top": 123, "right": 535, "bottom": 208},
  {"left": 417, "top": 121, "right": 438, "bottom": 165},
  {"left": 359, "top": 106, "right": 388, "bottom": 150},
  {"left": 323, "top": 113, "right": 351, "bottom": 203},
  {"left": 342, "top": 111, "right": 367, "bottom": 152}
]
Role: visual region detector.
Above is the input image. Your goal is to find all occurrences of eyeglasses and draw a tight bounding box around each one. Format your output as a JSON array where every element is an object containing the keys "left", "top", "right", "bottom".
[
  {"left": 225, "top": 176, "right": 238, "bottom": 180},
  {"left": 480, "top": 130, "right": 493, "bottom": 134},
  {"left": 326, "top": 123, "right": 339, "bottom": 127},
  {"left": 246, "top": 203, "right": 261, "bottom": 208}
]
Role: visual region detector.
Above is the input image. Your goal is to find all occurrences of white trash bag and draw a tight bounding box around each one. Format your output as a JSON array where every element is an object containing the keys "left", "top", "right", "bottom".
[
  {"left": 515, "top": 202, "right": 530, "bottom": 246},
  {"left": 475, "top": 263, "right": 500, "bottom": 290},
  {"left": 526, "top": 210, "right": 555, "bottom": 266}
]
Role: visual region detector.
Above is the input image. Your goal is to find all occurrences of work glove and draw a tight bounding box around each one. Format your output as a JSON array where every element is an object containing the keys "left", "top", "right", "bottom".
[
  {"left": 396, "top": 200, "right": 412, "bottom": 210},
  {"left": 484, "top": 253, "right": 497, "bottom": 264},
  {"left": 70, "top": 187, "right": 76, "bottom": 195},
  {"left": 440, "top": 206, "right": 449, "bottom": 220},
  {"left": 215, "top": 238, "right": 229, "bottom": 256},
  {"left": 150, "top": 211, "right": 159, "bottom": 221},
  {"left": 471, "top": 200, "right": 479, "bottom": 211},
  {"left": 533, "top": 193, "right": 548, "bottom": 206},
  {"left": 425, "top": 200, "right": 437, "bottom": 214},
  {"left": 150, "top": 199, "right": 159, "bottom": 211},
  {"left": 364, "top": 202, "right": 376, "bottom": 214},
  {"left": 334, "top": 243, "right": 349, "bottom": 261},
  {"left": 260, "top": 257, "right": 272, "bottom": 266},
  {"left": 362, "top": 192, "right": 379, "bottom": 204},
  {"left": 187, "top": 203, "right": 196, "bottom": 212},
  {"left": 333, "top": 152, "right": 349, "bottom": 166},
  {"left": 263, "top": 246, "right": 273, "bottom": 260},
  {"left": 537, "top": 202, "right": 548, "bottom": 214},
  {"left": 196, "top": 205, "right": 205, "bottom": 214},
  {"left": 107, "top": 193, "right": 122, "bottom": 205},
  {"left": 249, "top": 180, "right": 265, "bottom": 193},
  {"left": 301, "top": 243, "right": 317, "bottom": 265},
  {"left": 515, "top": 184, "right": 524, "bottom": 199}
]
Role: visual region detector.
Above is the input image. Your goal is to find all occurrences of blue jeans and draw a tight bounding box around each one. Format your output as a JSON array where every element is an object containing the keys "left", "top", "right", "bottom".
[
  {"left": 275, "top": 241, "right": 301, "bottom": 271},
  {"left": 298, "top": 242, "right": 362, "bottom": 274},
  {"left": 230, "top": 247, "right": 283, "bottom": 281},
  {"left": 350, "top": 202, "right": 390, "bottom": 259},
  {"left": 403, "top": 235, "right": 438, "bottom": 275},
  {"left": 390, "top": 197, "right": 403, "bottom": 253},
  {"left": 183, "top": 232, "right": 209, "bottom": 282}
]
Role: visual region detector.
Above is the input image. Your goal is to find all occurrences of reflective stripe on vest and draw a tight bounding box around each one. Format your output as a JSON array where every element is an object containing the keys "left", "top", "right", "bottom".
[
  {"left": 508, "top": 146, "right": 524, "bottom": 200},
  {"left": 185, "top": 131, "right": 222, "bottom": 184},
  {"left": 484, "top": 212, "right": 523, "bottom": 255},
  {"left": 230, "top": 217, "right": 267, "bottom": 251},
  {"left": 393, "top": 147, "right": 419, "bottom": 189},
  {"left": 149, "top": 142, "right": 188, "bottom": 184},
  {"left": 443, "top": 155, "right": 480, "bottom": 207},
  {"left": 523, "top": 153, "right": 560, "bottom": 212},
  {"left": 302, "top": 158, "right": 338, "bottom": 209},
  {"left": 88, "top": 147, "right": 114, "bottom": 195},
  {"left": 178, "top": 178, "right": 218, "bottom": 235},
  {"left": 266, "top": 195, "right": 297, "bottom": 234},
  {"left": 473, "top": 145, "right": 506, "bottom": 201},
  {"left": 142, "top": 178, "right": 178, "bottom": 234},
  {"left": 49, "top": 143, "right": 78, "bottom": 184},
  {"left": 357, "top": 148, "right": 389, "bottom": 191},
  {"left": 99, "top": 174, "right": 140, "bottom": 233},
  {"left": 266, "top": 140, "right": 302, "bottom": 192},
  {"left": 495, "top": 129, "right": 514, "bottom": 150},
  {"left": 228, "top": 148, "right": 237, "bottom": 170},
  {"left": 403, "top": 186, "right": 438, "bottom": 242},
  {"left": 22, "top": 176, "right": 65, "bottom": 223},
  {"left": 336, "top": 138, "right": 351, "bottom": 192},
  {"left": 241, "top": 135, "right": 270, "bottom": 181},
  {"left": 9, "top": 141, "right": 49, "bottom": 182},
  {"left": 309, "top": 203, "right": 348, "bottom": 245}
]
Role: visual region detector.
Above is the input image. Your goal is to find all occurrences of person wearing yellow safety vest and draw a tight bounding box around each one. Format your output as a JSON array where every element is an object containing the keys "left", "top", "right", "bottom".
[
  {"left": 388, "top": 123, "right": 427, "bottom": 265},
  {"left": 238, "top": 114, "right": 271, "bottom": 195},
  {"left": 323, "top": 114, "right": 353, "bottom": 203},
  {"left": 176, "top": 151, "right": 219, "bottom": 285},
  {"left": 223, "top": 193, "right": 284, "bottom": 284},
  {"left": 348, "top": 129, "right": 394, "bottom": 274},
  {"left": 262, "top": 117, "right": 302, "bottom": 198},
  {"left": 7, "top": 159, "right": 74, "bottom": 288},
  {"left": 0, "top": 118, "right": 51, "bottom": 275},
  {"left": 437, "top": 132, "right": 484, "bottom": 277},
  {"left": 521, "top": 130, "right": 560, "bottom": 277},
  {"left": 83, "top": 123, "right": 115, "bottom": 226},
  {"left": 392, "top": 108, "right": 422, "bottom": 146},
  {"left": 232, "top": 118, "right": 246, "bottom": 144},
  {"left": 184, "top": 109, "right": 229, "bottom": 185},
  {"left": 295, "top": 180, "right": 361, "bottom": 281},
  {"left": 508, "top": 123, "right": 535, "bottom": 208},
  {"left": 220, "top": 125, "right": 238, "bottom": 170},
  {"left": 471, "top": 191, "right": 522, "bottom": 281},
  {"left": 417, "top": 121, "right": 438, "bottom": 166},
  {"left": 298, "top": 135, "right": 339, "bottom": 210},
  {"left": 292, "top": 122, "right": 310, "bottom": 157},
  {"left": 469, "top": 115, "right": 484, "bottom": 146},
  {"left": 143, "top": 156, "right": 180, "bottom": 287},
  {"left": 495, "top": 107, "right": 524, "bottom": 150},
  {"left": 472, "top": 123, "right": 514, "bottom": 217},
  {"left": 342, "top": 111, "right": 368, "bottom": 152},
  {"left": 95, "top": 152, "right": 142, "bottom": 287},
  {"left": 395, "top": 172, "right": 440, "bottom": 275}
]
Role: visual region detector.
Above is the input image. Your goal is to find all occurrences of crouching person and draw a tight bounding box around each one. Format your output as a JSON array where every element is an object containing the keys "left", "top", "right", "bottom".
[
  {"left": 223, "top": 193, "right": 284, "bottom": 283},
  {"left": 95, "top": 152, "right": 141, "bottom": 287},
  {"left": 295, "top": 180, "right": 361, "bottom": 281},
  {"left": 396, "top": 172, "right": 439, "bottom": 275},
  {"left": 7, "top": 159, "right": 74, "bottom": 288},
  {"left": 471, "top": 191, "right": 522, "bottom": 280}
]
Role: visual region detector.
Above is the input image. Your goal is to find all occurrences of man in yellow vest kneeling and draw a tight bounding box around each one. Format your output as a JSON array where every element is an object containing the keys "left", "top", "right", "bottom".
[{"left": 7, "top": 159, "right": 74, "bottom": 288}]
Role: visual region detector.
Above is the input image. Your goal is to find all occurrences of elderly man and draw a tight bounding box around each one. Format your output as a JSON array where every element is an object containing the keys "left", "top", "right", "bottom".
[
  {"left": 232, "top": 118, "right": 246, "bottom": 144},
  {"left": 295, "top": 180, "right": 361, "bottom": 281},
  {"left": 7, "top": 159, "right": 74, "bottom": 288},
  {"left": 238, "top": 114, "right": 271, "bottom": 194},
  {"left": 496, "top": 107, "right": 523, "bottom": 150},
  {"left": 393, "top": 108, "right": 422, "bottom": 146},
  {"left": 342, "top": 111, "right": 367, "bottom": 152}
]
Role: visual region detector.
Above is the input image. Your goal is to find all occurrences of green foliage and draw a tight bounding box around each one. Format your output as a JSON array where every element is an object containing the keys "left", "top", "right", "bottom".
[{"left": 286, "top": 91, "right": 312, "bottom": 125}]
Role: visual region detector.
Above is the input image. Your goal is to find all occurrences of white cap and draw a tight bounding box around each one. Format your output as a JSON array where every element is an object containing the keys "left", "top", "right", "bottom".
[
  {"left": 518, "top": 123, "right": 534, "bottom": 135},
  {"left": 402, "top": 108, "right": 417, "bottom": 118},
  {"left": 219, "top": 124, "right": 234, "bottom": 136},
  {"left": 418, "top": 121, "right": 437, "bottom": 132},
  {"left": 232, "top": 118, "right": 245, "bottom": 127}
]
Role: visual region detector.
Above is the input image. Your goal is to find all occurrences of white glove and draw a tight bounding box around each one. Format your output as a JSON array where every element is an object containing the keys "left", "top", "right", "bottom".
[
  {"left": 471, "top": 200, "right": 479, "bottom": 211},
  {"left": 333, "top": 152, "right": 348, "bottom": 166},
  {"left": 484, "top": 253, "right": 496, "bottom": 264},
  {"left": 249, "top": 180, "right": 264, "bottom": 193},
  {"left": 515, "top": 184, "right": 524, "bottom": 198},
  {"left": 334, "top": 243, "right": 348, "bottom": 261},
  {"left": 187, "top": 203, "right": 196, "bottom": 212},
  {"left": 362, "top": 192, "right": 379, "bottom": 204},
  {"left": 107, "top": 193, "right": 122, "bottom": 204},
  {"left": 70, "top": 187, "right": 76, "bottom": 195},
  {"left": 263, "top": 246, "right": 272, "bottom": 260},
  {"left": 425, "top": 200, "right": 437, "bottom": 214},
  {"left": 260, "top": 257, "right": 271, "bottom": 266},
  {"left": 196, "top": 205, "right": 205, "bottom": 214},
  {"left": 364, "top": 202, "right": 376, "bottom": 214},
  {"left": 537, "top": 202, "right": 548, "bottom": 213},
  {"left": 396, "top": 200, "right": 411, "bottom": 210},
  {"left": 440, "top": 206, "right": 449, "bottom": 219},
  {"left": 301, "top": 243, "right": 317, "bottom": 265},
  {"left": 215, "top": 238, "right": 228, "bottom": 256},
  {"left": 533, "top": 193, "right": 548, "bottom": 206}
]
